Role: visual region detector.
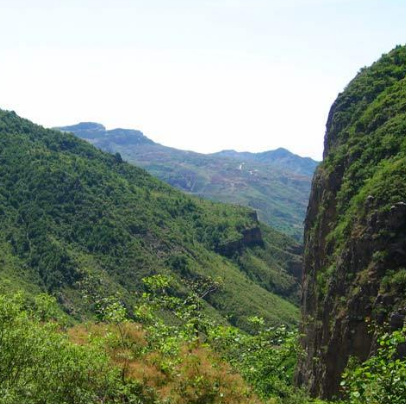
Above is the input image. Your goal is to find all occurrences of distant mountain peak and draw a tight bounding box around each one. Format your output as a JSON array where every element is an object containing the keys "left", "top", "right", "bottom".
[
  {"left": 212, "top": 148, "right": 318, "bottom": 176},
  {"left": 75, "top": 122, "right": 106, "bottom": 131},
  {"left": 268, "top": 147, "right": 291, "bottom": 156},
  {"left": 55, "top": 123, "right": 155, "bottom": 145},
  {"left": 219, "top": 149, "right": 239, "bottom": 154},
  {"left": 56, "top": 122, "right": 106, "bottom": 139},
  {"left": 59, "top": 122, "right": 106, "bottom": 132}
]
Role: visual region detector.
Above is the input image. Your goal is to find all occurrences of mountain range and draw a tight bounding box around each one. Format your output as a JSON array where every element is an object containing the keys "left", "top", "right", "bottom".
[{"left": 56, "top": 123, "right": 318, "bottom": 240}]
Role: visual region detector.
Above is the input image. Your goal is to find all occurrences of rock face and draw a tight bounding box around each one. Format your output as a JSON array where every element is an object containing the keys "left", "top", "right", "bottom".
[
  {"left": 217, "top": 226, "right": 265, "bottom": 257},
  {"left": 297, "top": 46, "right": 406, "bottom": 399}
]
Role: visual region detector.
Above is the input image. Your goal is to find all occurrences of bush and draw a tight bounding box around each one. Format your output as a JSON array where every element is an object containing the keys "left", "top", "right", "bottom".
[
  {"left": 0, "top": 293, "right": 144, "bottom": 404},
  {"left": 341, "top": 327, "right": 406, "bottom": 404}
]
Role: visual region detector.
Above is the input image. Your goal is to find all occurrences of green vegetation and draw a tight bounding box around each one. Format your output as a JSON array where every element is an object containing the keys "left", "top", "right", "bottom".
[
  {"left": 0, "top": 109, "right": 300, "bottom": 330},
  {"left": 2, "top": 281, "right": 404, "bottom": 403},
  {"left": 307, "top": 45, "right": 406, "bottom": 304},
  {"left": 0, "top": 293, "right": 145, "bottom": 404},
  {"left": 341, "top": 329, "right": 406, "bottom": 404},
  {"left": 304, "top": 45, "right": 406, "bottom": 313},
  {"left": 57, "top": 123, "right": 318, "bottom": 240},
  {"left": 0, "top": 281, "right": 305, "bottom": 404},
  {"left": 319, "top": 45, "right": 406, "bottom": 253}
]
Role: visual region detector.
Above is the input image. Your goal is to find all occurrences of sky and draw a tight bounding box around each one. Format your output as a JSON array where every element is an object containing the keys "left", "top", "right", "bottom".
[{"left": 0, "top": 0, "right": 405, "bottom": 160}]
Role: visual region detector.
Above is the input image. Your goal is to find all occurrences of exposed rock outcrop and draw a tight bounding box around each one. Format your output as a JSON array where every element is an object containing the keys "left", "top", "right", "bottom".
[{"left": 217, "top": 226, "right": 264, "bottom": 257}]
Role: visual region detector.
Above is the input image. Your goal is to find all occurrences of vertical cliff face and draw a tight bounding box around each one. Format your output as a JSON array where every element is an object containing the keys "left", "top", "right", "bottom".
[{"left": 297, "top": 45, "right": 406, "bottom": 399}]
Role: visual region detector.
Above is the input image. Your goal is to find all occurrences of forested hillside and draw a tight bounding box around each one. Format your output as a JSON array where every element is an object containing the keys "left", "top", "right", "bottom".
[
  {"left": 57, "top": 123, "right": 317, "bottom": 240},
  {"left": 0, "top": 109, "right": 301, "bottom": 330}
]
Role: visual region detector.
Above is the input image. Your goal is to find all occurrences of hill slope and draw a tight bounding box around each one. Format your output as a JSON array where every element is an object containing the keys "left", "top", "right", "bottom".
[
  {"left": 57, "top": 123, "right": 318, "bottom": 240},
  {"left": 0, "top": 110, "right": 301, "bottom": 330},
  {"left": 297, "top": 45, "right": 406, "bottom": 398}
]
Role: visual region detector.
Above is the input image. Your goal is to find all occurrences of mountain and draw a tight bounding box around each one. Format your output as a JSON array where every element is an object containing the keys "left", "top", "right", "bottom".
[
  {"left": 297, "top": 45, "right": 406, "bottom": 399},
  {"left": 0, "top": 109, "right": 302, "bottom": 331},
  {"left": 212, "top": 148, "right": 317, "bottom": 176},
  {"left": 56, "top": 123, "right": 318, "bottom": 240}
]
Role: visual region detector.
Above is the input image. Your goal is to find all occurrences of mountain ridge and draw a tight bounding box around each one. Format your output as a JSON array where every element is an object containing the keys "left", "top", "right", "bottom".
[
  {"left": 212, "top": 147, "right": 317, "bottom": 176},
  {"left": 57, "top": 123, "right": 317, "bottom": 164}
]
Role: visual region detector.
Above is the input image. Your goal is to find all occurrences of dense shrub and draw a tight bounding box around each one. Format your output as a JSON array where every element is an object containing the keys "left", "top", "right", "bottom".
[
  {"left": 0, "top": 294, "right": 146, "bottom": 404},
  {"left": 341, "top": 328, "right": 406, "bottom": 404}
]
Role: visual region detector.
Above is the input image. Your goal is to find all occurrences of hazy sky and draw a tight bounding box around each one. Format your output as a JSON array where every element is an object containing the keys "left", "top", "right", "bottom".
[{"left": 0, "top": 0, "right": 405, "bottom": 159}]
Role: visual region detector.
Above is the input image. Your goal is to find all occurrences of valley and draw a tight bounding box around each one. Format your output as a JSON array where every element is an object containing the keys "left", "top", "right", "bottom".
[{"left": 0, "top": 30, "right": 405, "bottom": 404}]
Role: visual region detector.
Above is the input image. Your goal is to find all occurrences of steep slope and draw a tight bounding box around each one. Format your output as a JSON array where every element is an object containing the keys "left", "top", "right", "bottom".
[
  {"left": 57, "top": 123, "right": 318, "bottom": 240},
  {"left": 0, "top": 110, "right": 301, "bottom": 330},
  {"left": 297, "top": 45, "right": 406, "bottom": 398}
]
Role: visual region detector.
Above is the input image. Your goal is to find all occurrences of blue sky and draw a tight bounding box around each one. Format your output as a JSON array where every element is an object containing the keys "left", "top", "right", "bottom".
[{"left": 0, "top": 0, "right": 405, "bottom": 159}]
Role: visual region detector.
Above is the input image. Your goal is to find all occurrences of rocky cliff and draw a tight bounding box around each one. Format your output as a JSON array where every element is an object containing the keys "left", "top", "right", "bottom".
[
  {"left": 297, "top": 45, "right": 406, "bottom": 399},
  {"left": 216, "top": 226, "right": 264, "bottom": 257}
]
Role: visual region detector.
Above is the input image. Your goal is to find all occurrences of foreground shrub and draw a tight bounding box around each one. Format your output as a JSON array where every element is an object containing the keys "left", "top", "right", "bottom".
[
  {"left": 68, "top": 322, "right": 263, "bottom": 404},
  {"left": 0, "top": 293, "right": 146, "bottom": 404},
  {"left": 340, "top": 327, "right": 406, "bottom": 404}
]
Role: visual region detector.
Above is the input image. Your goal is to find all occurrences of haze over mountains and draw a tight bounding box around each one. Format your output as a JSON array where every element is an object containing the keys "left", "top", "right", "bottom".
[{"left": 57, "top": 123, "right": 318, "bottom": 240}]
